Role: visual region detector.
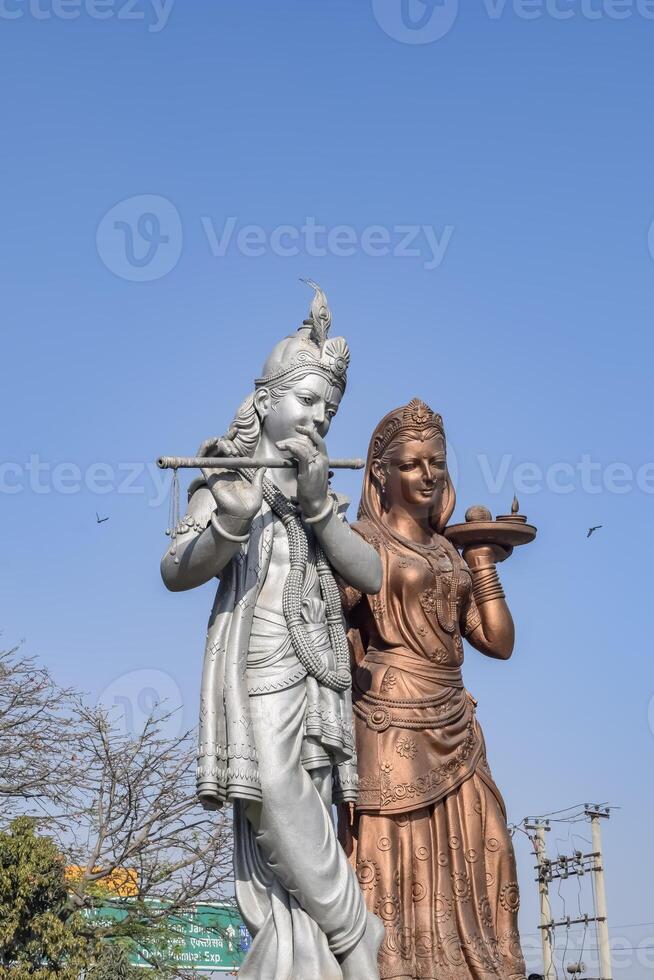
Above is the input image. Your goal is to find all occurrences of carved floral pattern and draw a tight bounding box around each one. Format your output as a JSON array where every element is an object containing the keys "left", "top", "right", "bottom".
[
  {"left": 356, "top": 858, "right": 381, "bottom": 891},
  {"left": 479, "top": 895, "right": 494, "bottom": 928},
  {"left": 427, "top": 647, "right": 449, "bottom": 665},
  {"left": 434, "top": 892, "right": 453, "bottom": 923},
  {"left": 395, "top": 735, "right": 418, "bottom": 759},
  {"left": 380, "top": 669, "right": 397, "bottom": 694},
  {"left": 500, "top": 881, "right": 521, "bottom": 914},
  {"left": 375, "top": 892, "right": 401, "bottom": 925},
  {"left": 412, "top": 880, "right": 427, "bottom": 903},
  {"left": 419, "top": 587, "right": 438, "bottom": 616},
  {"left": 451, "top": 871, "right": 471, "bottom": 903},
  {"left": 380, "top": 720, "right": 476, "bottom": 807}
]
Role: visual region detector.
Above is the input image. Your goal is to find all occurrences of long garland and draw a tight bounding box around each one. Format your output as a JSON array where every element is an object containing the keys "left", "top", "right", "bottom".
[{"left": 260, "top": 476, "right": 351, "bottom": 692}]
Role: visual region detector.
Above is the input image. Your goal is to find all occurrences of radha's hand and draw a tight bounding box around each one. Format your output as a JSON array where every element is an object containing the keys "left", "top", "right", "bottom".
[
  {"left": 463, "top": 543, "right": 513, "bottom": 568},
  {"left": 276, "top": 424, "right": 330, "bottom": 520}
]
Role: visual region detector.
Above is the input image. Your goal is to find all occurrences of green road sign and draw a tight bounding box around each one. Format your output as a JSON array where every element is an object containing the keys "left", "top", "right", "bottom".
[{"left": 89, "top": 902, "right": 250, "bottom": 973}]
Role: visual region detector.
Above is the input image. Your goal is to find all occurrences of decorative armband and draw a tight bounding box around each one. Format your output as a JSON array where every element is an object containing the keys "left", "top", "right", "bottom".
[{"left": 462, "top": 598, "right": 482, "bottom": 636}]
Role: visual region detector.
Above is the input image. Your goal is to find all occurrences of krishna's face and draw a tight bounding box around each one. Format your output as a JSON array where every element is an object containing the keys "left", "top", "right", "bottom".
[{"left": 255, "top": 373, "right": 343, "bottom": 445}]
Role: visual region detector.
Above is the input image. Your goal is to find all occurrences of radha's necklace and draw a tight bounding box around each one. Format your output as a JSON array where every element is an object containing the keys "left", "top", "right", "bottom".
[{"left": 380, "top": 522, "right": 460, "bottom": 636}]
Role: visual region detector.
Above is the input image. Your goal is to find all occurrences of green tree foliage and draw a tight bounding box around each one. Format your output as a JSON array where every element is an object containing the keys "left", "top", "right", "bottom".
[
  {"left": 87, "top": 944, "right": 139, "bottom": 980},
  {"left": 0, "top": 817, "right": 94, "bottom": 979}
]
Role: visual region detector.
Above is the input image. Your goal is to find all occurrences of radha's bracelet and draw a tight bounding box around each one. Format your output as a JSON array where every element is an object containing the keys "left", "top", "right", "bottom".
[{"left": 470, "top": 564, "right": 505, "bottom": 606}]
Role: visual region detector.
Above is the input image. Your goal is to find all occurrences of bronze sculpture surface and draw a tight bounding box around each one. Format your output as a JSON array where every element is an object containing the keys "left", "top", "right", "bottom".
[
  {"left": 338, "top": 400, "right": 532, "bottom": 980},
  {"left": 161, "top": 284, "right": 384, "bottom": 980}
]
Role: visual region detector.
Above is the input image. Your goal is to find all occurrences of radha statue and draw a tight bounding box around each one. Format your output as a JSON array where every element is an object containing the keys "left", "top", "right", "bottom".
[
  {"left": 161, "top": 284, "right": 384, "bottom": 980},
  {"left": 338, "top": 400, "right": 528, "bottom": 980}
]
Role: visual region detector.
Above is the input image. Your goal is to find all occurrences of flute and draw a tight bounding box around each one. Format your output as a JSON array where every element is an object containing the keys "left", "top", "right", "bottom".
[{"left": 157, "top": 456, "right": 366, "bottom": 470}]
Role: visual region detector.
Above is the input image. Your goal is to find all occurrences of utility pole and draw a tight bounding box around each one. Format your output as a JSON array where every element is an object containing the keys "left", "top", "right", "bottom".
[
  {"left": 525, "top": 819, "right": 555, "bottom": 980},
  {"left": 587, "top": 806, "right": 612, "bottom": 980},
  {"left": 525, "top": 805, "right": 613, "bottom": 980}
]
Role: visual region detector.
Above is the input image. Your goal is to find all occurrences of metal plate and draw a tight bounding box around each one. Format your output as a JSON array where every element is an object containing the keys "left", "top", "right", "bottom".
[{"left": 444, "top": 520, "right": 537, "bottom": 551}]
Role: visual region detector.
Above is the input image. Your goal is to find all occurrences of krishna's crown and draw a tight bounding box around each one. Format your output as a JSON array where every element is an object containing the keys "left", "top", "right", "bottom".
[
  {"left": 254, "top": 280, "right": 350, "bottom": 392},
  {"left": 372, "top": 399, "right": 444, "bottom": 460}
]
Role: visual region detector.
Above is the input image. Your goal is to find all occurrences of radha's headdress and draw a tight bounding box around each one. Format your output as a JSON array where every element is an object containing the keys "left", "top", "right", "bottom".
[
  {"left": 371, "top": 398, "right": 445, "bottom": 460},
  {"left": 358, "top": 399, "right": 456, "bottom": 534}
]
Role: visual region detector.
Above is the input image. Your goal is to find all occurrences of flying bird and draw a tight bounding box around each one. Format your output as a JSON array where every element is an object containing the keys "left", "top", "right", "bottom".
[
  {"left": 96, "top": 512, "right": 110, "bottom": 525},
  {"left": 587, "top": 525, "right": 602, "bottom": 538}
]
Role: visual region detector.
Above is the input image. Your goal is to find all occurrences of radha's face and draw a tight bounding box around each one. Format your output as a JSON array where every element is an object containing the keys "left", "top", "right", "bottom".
[
  {"left": 381, "top": 435, "right": 447, "bottom": 514},
  {"left": 259, "top": 373, "right": 342, "bottom": 444}
]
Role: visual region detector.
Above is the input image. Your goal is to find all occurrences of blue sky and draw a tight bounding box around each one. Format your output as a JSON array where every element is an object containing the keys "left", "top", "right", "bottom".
[{"left": 2, "top": 1, "right": 654, "bottom": 975}]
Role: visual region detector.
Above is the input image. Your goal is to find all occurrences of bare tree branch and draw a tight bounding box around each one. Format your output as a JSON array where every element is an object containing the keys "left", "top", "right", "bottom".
[
  {"left": 1, "top": 644, "right": 236, "bottom": 979},
  {"left": 57, "top": 701, "right": 234, "bottom": 924},
  {"left": 0, "top": 645, "right": 80, "bottom": 821}
]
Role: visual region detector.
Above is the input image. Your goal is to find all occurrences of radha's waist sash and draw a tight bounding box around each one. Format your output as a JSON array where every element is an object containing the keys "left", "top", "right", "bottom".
[
  {"left": 353, "top": 649, "right": 467, "bottom": 733},
  {"left": 364, "top": 648, "right": 464, "bottom": 690},
  {"left": 353, "top": 650, "right": 482, "bottom": 814}
]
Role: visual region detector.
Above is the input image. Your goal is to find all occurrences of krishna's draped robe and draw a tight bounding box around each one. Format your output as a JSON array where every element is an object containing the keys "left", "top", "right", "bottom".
[{"left": 191, "top": 484, "right": 368, "bottom": 980}]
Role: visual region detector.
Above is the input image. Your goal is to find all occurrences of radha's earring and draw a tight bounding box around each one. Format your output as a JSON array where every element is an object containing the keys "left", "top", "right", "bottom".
[
  {"left": 379, "top": 476, "right": 389, "bottom": 511},
  {"left": 373, "top": 461, "right": 389, "bottom": 510}
]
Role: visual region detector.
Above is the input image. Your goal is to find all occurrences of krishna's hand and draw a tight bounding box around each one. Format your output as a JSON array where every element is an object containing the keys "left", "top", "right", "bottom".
[{"left": 276, "top": 424, "right": 331, "bottom": 521}]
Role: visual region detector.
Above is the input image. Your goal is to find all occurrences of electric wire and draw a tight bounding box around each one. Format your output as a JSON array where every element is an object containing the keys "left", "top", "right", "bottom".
[{"left": 517, "top": 805, "right": 616, "bottom": 978}]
